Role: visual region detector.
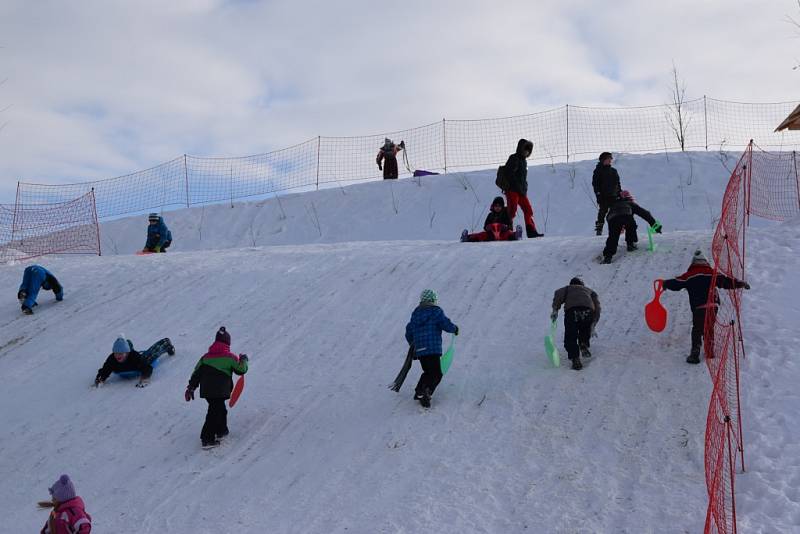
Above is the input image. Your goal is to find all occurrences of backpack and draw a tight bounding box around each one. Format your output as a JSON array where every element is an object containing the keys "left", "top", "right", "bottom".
[{"left": 495, "top": 165, "right": 509, "bottom": 191}]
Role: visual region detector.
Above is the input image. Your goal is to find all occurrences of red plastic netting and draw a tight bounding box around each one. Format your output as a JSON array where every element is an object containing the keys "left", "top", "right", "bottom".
[{"left": 0, "top": 190, "right": 100, "bottom": 263}]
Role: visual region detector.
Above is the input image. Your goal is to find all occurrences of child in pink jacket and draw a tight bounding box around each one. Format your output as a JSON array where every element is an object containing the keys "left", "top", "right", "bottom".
[{"left": 40, "top": 474, "right": 91, "bottom": 533}]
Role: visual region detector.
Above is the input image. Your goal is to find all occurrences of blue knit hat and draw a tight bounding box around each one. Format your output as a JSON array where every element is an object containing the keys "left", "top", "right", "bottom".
[
  {"left": 112, "top": 336, "right": 130, "bottom": 353},
  {"left": 48, "top": 474, "right": 76, "bottom": 502}
]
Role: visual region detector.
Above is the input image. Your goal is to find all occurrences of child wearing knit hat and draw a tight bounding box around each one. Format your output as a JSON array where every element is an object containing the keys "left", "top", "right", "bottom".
[
  {"left": 94, "top": 334, "right": 175, "bottom": 388},
  {"left": 185, "top": 327, "right": 249, "bottom": 448},
  {"left": 39, "top": 474, "right": 92, "bottom": 533}
]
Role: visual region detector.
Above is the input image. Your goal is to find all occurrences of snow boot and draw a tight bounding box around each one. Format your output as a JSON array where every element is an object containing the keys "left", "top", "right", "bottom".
[
  {"left": 21, "top": 305, "right": 33, "bottom": 315},
  {"left": 571, "top": 355, "right": 583, "bottom": 370},
  {"left": 166, "top": 339, "right": 176, "bottom": 356},
  {"left": 686, "top": 346, "right": 701, "bottom": 364},
  {"left": 515, "top": 225, "right": 523, "bottom": 240},
  {"left": 419, "top": 388, "right": 432, "bottom": 408},
  {"left": 627, "top": 243, "right": 638, "bottom": 252},
  {"left": 601, "top": 256, "right": 612, "bottom": 264},
  {"left": 201, "top": 439, "right": 221, "bottom": 449},
  {"left": 460, "top": 229, "right": 469, "bottom": 242},
  {"left": 526, "top": 224, "right": 544, "bottom": 238},
  {"left": 216, "top": 429, "right": 229, "bottom": 440},
  {"left": 579, "top": 343, "right": 592, "bottom": 359}
]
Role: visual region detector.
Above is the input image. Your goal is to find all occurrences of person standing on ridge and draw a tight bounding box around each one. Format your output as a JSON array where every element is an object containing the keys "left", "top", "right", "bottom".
[
  {"left": 405, "top": 289, "right": 459, "bottom": 408},
  {"left": 592, "top": 151, "right": 622, "bottom": 235},
  {"left": 551, "top": 277, "right": 601, "bottom": 370},
  {"left": 504, "top": 138, "right": 543, "bottom": 238},
  {"left": 376, "top": 138, "right": 405, "bottom": 179}
]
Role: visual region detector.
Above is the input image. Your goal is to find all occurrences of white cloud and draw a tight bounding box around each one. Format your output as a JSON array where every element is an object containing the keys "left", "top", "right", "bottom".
[{"left": 0, "top": 0, "right": 798, "bottom": 201}]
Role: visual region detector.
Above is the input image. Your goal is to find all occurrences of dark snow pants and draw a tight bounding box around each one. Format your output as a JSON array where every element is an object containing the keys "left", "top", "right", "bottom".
[
  {"left": 603, "top": 215, "right": 639, "bottom": 258},
  {"left": 415, "top": 355, "right": 443, "bottom": 397},
  {"left": 595, "top": 201, "right": 611, "bottom": 234},
  {"left": 564, "top": 306, "right": 594, "bottom": 361},
  {"left": 201, "top": 399, "right": 228, "bottom": 442},
  {"left": 140, "top": 338, "right": 172, "bottom": 365},
  {"left": 690, "top": 307, "right": 717, "bottom": 358}
]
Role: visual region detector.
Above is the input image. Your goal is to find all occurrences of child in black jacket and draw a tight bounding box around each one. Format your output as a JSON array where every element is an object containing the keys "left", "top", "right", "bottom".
[
  {"left": 94, "top": 336, "right": 175, "bottom": 387},
  {"left": 601, "top": 190, "right": 660, "bottom": 263}
]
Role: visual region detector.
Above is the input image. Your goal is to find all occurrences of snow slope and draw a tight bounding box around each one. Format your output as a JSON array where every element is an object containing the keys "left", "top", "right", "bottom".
[
  {"left": 99, "top": 151, "right": 738, "bottom": 254},
  {"left": 0, "top": 153, "right": 797, "bottom": 533}
]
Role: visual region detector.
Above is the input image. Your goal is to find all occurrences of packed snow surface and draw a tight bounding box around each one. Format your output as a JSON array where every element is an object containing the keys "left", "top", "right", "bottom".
[{"left": 1, "top": 152, "right": 797, "bottom": 533}]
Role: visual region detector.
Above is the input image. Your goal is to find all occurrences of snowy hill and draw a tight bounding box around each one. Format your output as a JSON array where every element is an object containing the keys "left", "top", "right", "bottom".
[
  {"left": 0, "top": 152, "right": 797, "bottom": 533},
  {"left": 99, "top": 151, "right": 737, "bottom": 254}
]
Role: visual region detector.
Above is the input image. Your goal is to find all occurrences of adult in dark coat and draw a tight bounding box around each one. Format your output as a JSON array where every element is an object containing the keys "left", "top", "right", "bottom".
[
  {"left": 504, "top": 138, "right": 543, "bottom": 238},
  {"left": 592, "top": 152, "right": 622, "bottom": 235},
  {"left": 601, "top": 190, "right": 659, "bottom": 263},
  {"left": 663, "top": 250, "right": 750, "bottom": 364},
  {"left": 376, "top": 138, "right": 405, "bottom": 179}
]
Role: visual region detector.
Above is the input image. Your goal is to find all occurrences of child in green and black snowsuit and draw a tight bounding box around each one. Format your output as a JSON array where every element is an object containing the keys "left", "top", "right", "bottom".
[
  {"left": 185, "top": 327, "right": 248, "bottom": 448},
  {"left": 404, "top": 290, "right": 458, "bottom": 407}
]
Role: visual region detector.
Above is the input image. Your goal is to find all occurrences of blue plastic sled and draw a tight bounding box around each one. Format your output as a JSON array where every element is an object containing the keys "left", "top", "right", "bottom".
[{"left": 115, "top": 357, "right": 163, "bottom": 379}]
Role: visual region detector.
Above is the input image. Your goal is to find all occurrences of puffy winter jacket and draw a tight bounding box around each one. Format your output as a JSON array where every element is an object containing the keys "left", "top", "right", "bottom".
[
  {"left": 483, "top": 208, "right": 513, "bottom": 231},
  {"left": 663, "top": 262, "right": 747, "bottom": 311},
  {"left": 405, "top": 304, "right": 457, "bottom": 357},
  {"left": 40, "top": 496, "right": 91, "bottom": 534},
  {"left": 145, "top": 217, "right": 172, "bottom": 249},
  {"left": 552, "top": 284, "right": 601, "bottom": 323},
  {"left": 592, "top": 164, "right": 621, "bottom": 202},
  {"left": 188, "top": 341, "right": 248, "bottom": 399},
  {"left": 504, "top": 139, "right": 533, "bottom": 195},
  {"left": 606, "top": 199, "right": 656, "bottom": 227},
  {"left": 96, "top": 344, "right": 154, "bottom": 382}
]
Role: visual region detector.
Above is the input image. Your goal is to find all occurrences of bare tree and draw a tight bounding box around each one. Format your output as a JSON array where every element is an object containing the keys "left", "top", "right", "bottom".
[
  {"left": 665, "top": 62, "right": 692, "bottom": 151},
  {"left": 788, "top": 1, "right": 800, "bottom": 69}
]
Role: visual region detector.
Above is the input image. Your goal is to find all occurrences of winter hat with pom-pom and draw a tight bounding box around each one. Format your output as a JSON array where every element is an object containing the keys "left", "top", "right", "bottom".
[
  {"left": 692, "top": 249, "right": 709, "bottom": 265},
  {"left": 215, "top": 326, "right": 231, "bottom": 345},
  {"left": 112, "top": 336, "right": 129, "bottom": 353},
  {"left": 48, "top": 474, "right": 76, "bottom": 502}
]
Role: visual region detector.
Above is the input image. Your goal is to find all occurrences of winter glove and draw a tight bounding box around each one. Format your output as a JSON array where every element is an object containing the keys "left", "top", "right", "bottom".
[
  {"left": 550, "top": 312, "right": 558, "bottom": 322},
  {"left": 153, "top": 245, "right": 162, "bottom": 253},
  {"left": 743, "top": 282, "right": 751, "bottom": 290},
  {"left": 454, "top": 326, "right": 459, "bottom": 336},
  {"left": 655, "top": 226, "right": 662, "bottom": 234},
  {"left": 94, "top": 377, "right": 104, "bottom": 387},
  {"left": 399, "top": 140, "right": 405, "bottom": 149},
  {"left": 591, "top": 324, "right": 598, "bottom": 338},
  {"left": 135, "top": 379, "right": 149, "bottom": 388},
  {"left": 377, "top": 163, "right": 382, "bottom": 171},
  {"left": 185, "top": 388, "right": 194, "bottom": 402},
  {"left": 239, "top": 354, "right": 249, "bottom": 363}
]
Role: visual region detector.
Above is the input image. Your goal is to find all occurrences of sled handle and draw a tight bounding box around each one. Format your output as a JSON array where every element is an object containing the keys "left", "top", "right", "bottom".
[{"left": 653, "top": 279, "right": 664, "bottom": 295}]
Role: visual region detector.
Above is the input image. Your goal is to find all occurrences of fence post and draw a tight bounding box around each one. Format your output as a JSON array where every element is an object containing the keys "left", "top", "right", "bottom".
[
  {"left": 442, "top": 118, "right": 447, "bottom": 173},
  {"left": 703, "top": 95, "right": 708, "bottom": 151},
  {"left": 565, "top": 104, "right": 570, "bottom": 163},
  {"left": 11, "top": 182, "right": 20, "bottom": 246},
  {"left": 316, "top": 136, "right": 321, "bottom": 191},
  {"left": 90, "top": 188, "right": 101, "bottom": 256},
  {"left": 794, "top": 150, "right": 800, "bottom": 211},
  {"left": 184, "top": 154, "right": 190, "bottom": 207}
]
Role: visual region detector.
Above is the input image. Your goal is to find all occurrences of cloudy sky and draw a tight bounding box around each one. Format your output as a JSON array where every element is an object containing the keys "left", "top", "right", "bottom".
[{"left": 0, "top": 0, "right": 798, "bottom": 202}]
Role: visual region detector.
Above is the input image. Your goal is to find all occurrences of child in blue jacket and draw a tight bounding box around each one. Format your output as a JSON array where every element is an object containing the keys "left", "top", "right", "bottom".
[
  {"left": 18, "top": 265, "right": 63, "bottom": 315},
  {"left": 405, "top": 289, "right": 459, "bottom": 407},
  {"left": 143, "top": 213, "right": 172, "bottom": 253}
]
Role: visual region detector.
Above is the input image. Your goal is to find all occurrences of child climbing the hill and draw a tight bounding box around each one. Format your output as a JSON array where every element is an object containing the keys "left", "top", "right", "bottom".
[
  {"left": 376, "top": 138, "right": 405, "bottom": 179},
  {"left": 94, "top": 336, "right": 175, "bottom": 388},
  {"left": 461, "top": 196, "right": 522, "bottom": 242},
  {"left": 551, "top": 277, "right": 601, "bottom": 371},
  {"left": 662, "top": 249, "right": 750, "bottom": 364},
  {"left": 18, "top": 264, "right": 63, "bottom": 315},
  {"left": 143, "top": 213, "right": 172, "bottom": 253},
  {"left": 185, "top": 327, "right": 249, "bottom": 448},
  {"left": 38, "top": 474, "right": 91, "bottom": 533},
  {"left": 601, "top": 190, "right": 660, "bottom": 264},
  {"left": 405, "top": 289, "right": 459, "bottom": 408}
]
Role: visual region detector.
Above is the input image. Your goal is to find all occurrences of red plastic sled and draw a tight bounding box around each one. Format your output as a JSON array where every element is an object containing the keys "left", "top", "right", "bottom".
[
  {"left": 229, "top": 375, "right": 245, "bottom": 408},
  {"left": 645, "top": 279, "right": 668, "bottom": 332}
]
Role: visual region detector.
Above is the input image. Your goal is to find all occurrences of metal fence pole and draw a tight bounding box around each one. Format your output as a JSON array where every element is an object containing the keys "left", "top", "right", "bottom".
[
  {"left": 442, "top": 118, "right": 447, "bottom": 173},
  {"left": 316, "top": 136, "right": 321, "bottom": 191},
  {"left": 566, "top": 104, "right": 570, "bottom": 162},
  {"left": 704, "top": 96, "right": 709, "bottom": 151},
  {"left": 184, "top": 154, "right": 190, "bottom": 207}
]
